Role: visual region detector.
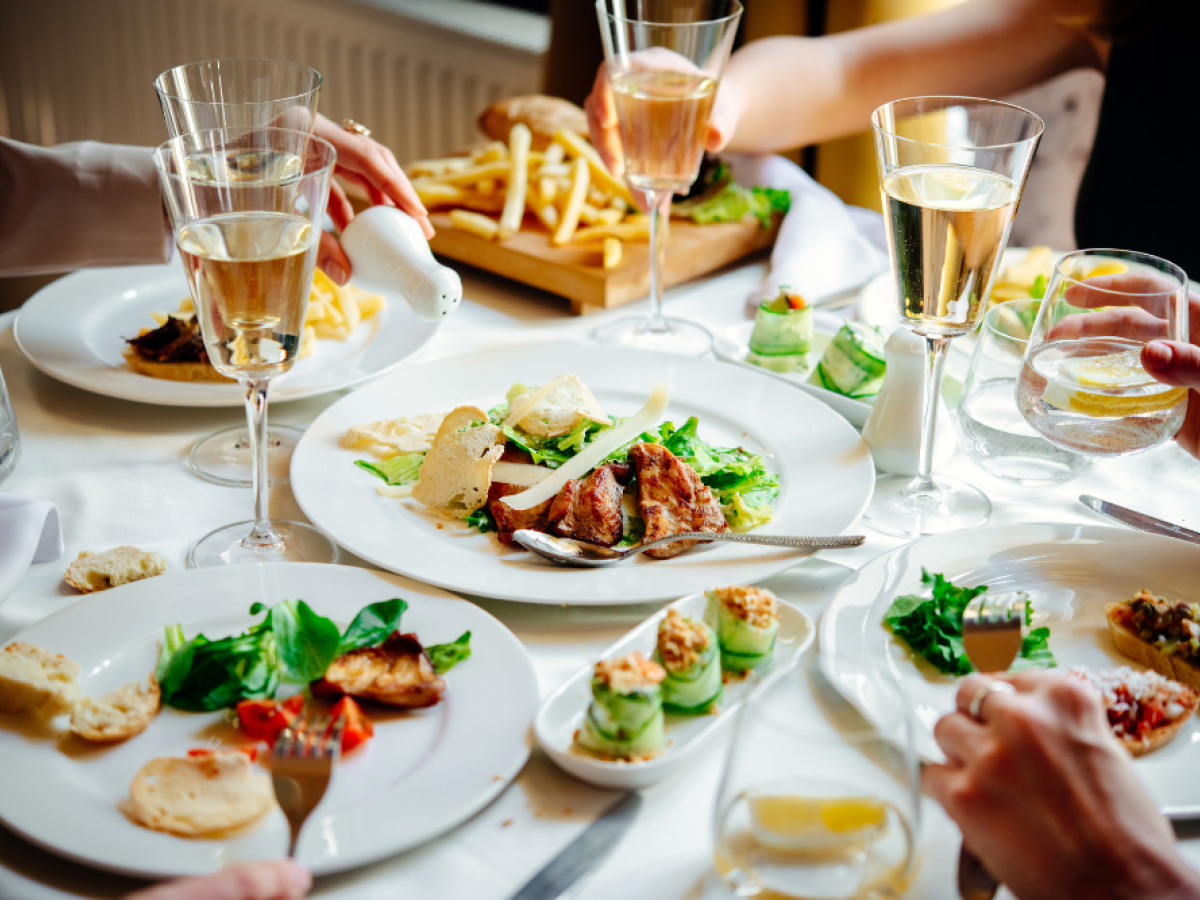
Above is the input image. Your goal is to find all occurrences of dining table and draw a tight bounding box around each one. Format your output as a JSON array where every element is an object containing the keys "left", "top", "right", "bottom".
[{"left": 0, "top": 249, "right": 1197, "bottom": 900}]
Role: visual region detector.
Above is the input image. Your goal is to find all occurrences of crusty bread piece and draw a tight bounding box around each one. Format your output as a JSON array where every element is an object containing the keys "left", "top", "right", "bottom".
[
  {"left": 1128, "top": 711, "right": 1195, "bottom": 758},
  {"left": 123, "top": 349, "right": 234, "bottom": 383},
  {"left": 511, "top": 375, "right": 610, "bottom": 438},
  {"left": 64, "top": 546, "right": 167, "bottom": 594},
  {"left": 130, "top": 753, "right": 274, "bottom": 836},
  {"left": 70, "top": 675, "right": 160, "bottom": 742},
  {"left": 0, "top": 642, "right": 81, "bottom": 719},
  {"left": 1105, "top": 602, "right": 1200, "bottom": 692},
  {"left": 411, "top": 406, "right": 504, "bottom": 518},
  {"left": 477, "top": 95, "right": 589, "bottom": 150}
]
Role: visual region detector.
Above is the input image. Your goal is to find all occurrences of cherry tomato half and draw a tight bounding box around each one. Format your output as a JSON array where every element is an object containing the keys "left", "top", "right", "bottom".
[
  {"left": 236, "top": 694, "right": 305, "bottom": 744},
  {"left": 330, "top": 696, "right": 374, "bottom": 754}
]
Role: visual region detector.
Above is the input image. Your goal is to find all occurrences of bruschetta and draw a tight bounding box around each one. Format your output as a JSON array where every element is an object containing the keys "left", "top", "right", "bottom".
[
  {"left": 1068, "top": 664, "right": 1199, "bottom": 757},
  {"left": 1105, "top": 591, "right": 1200, "bottom": 691}
]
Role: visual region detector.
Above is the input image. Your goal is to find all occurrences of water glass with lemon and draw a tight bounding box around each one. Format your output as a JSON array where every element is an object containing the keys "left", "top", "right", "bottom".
[
  {"left": 713, "top": 660, "right": 919, "bottom": 899},
  {"left": 1017, "top": 249, "right": 1189, "bottom": 456}
]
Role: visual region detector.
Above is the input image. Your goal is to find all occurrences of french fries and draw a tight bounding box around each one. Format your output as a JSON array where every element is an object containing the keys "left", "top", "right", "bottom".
[
  {"left": 552, "top": 156, "right": 590, "bottom": 246},
  {"left": 449, "top": 209, "right": 500, "bottom": 240},
  {"left": 602, "top": 237, "right": 622, "bottom": 270},
  {"left": 498, "top": 124, "right": 532, "bottom": 240}
]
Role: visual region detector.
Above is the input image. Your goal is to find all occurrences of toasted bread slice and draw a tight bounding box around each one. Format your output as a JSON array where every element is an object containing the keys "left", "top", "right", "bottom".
[
  {"left": 0, "top": 642, "right": 81, "bottom": 719},
  {"left": 130, "top": 753, "right": 274, "bottom": 836},
  {"left": 311, "top": 633, "right": 445, "bottom": 708},
  {"left": 64, "top": 546, "right": 167, "bottom": 594},
  {"left": 1105, "top": 602, "right": 1200, "bottom": 692},
  {"left": 123, "top": 349, "right": 234, "bottom": 383},
  {"left": 1069, "top": 663, "right": 1199, "bottom": 757},
  {"left": 411, "top": 406, "right": 504, "bottom": 518},
  {"left": 70, "top": 675, "right": 160, "bottom": 742}
]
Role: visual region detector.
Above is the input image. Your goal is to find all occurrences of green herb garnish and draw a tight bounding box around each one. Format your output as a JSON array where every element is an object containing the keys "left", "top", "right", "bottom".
[{"left": 426, "top": 631, "right": 472, "bottom": 674}]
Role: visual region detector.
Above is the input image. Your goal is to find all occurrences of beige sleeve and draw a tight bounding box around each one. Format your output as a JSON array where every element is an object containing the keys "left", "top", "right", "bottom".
[{"left": 0, "top": 138, "right": 172, "bottom": 276}]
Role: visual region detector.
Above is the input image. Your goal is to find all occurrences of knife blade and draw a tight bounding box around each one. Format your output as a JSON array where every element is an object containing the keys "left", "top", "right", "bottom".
[
  {"left": 508, "top": 792, "right": 641, "bottom": 900},
  {"left": 1079, "top": 495, "right": 1200, "bottom": 546}
]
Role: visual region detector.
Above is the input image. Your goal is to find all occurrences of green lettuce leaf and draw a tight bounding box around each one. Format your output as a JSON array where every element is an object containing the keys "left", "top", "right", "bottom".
[
  {"left": 355, "top": 453, "right": 424, "bottom": 486},
  {"left": 426, "top": 631, "right": 472, "bottom": 674},
  {"left": 338, "top": 598, "right": 407, "bottom": 655}
]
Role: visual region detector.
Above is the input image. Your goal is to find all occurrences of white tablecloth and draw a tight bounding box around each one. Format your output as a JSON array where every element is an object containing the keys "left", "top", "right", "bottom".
[{"left": 0, "top": 257, "right": 1197, "bottom": 900}]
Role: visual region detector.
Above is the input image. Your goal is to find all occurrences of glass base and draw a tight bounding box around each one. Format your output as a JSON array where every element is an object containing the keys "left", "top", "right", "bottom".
[
  {"left": 187, "top": 425, "right": 302, "bottom": 487},
  {"left": 187, "top": 520, "right": 339, "bottom": 568},
  {"left": 592, "top": 316, "right": 712, "bottom": 355},
  {"left": 863, "top": 474, "right": 992, "bottom": 537}
]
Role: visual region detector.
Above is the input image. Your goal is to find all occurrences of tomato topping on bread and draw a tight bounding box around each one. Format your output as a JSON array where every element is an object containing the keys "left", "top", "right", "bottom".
[{"left": 1068, "top": 665, "right": 1198, "bottom": 757}]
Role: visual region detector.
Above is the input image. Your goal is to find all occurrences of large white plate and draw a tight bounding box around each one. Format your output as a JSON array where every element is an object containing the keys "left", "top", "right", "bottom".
[
  {"left": 291, "top": 342, "right": 875, "bottom": 605},
  {"left": 0, "top": 563, "right": 537, "bottom": 878},
  {"left": 819, "top": 523, "right": 1200, "bottom": 816},
  {"left": 14, "top": 261, "right": 439, "bottom": 407}
]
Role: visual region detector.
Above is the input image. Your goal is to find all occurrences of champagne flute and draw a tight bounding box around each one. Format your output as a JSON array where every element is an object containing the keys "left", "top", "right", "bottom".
[
  {"left": 154, "top": 127, "right": 340, "bottom": 567},
  {"left": 594, "top": 0, "right": 742, "bottom": 356},
  {"left": 155, "top": 59, "right": 322, "bottom": 488},
  {"left": 864, "top": 97, "right": 1042, "bottom": 537}
]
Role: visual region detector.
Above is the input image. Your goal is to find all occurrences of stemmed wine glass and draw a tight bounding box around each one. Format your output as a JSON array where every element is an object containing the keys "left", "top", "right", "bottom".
[
  {"left": 153, "top": 127, "right": 340, "bottom": 567},
  {"left": 154, "top": 59, "right": 322, "bottom": 488},
  {"left": 864, "top": 97, "right": 1043, "bottom": 537},
  {"left": 594, "top": 0, "right": 742, "bottom": 356}
]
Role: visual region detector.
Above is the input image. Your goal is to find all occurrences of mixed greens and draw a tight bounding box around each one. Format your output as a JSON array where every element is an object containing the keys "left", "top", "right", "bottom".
[
  {"left": 671, "top": 160, "right": 791, "bottom": 227},
  {"left": 883, "top": 570, "right": 1055, "bottom": 676}
]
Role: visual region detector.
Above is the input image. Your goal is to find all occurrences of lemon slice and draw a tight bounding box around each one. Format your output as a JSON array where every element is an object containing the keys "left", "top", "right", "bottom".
[
  {"left": 747, "top": 794, "right": 889, "bottom": 852},
  {"left": 1043, "top": 350, "right": 1187, "bottom": 417}
]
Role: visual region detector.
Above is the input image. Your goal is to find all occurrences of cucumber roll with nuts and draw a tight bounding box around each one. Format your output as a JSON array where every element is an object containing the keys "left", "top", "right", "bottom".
[
  {"left": 575, "top": 651, "right": 666, "bottom": 760},
  {"left": 656, "top": 608, "right": 723, "bottom": 714},
  {"left": 706, "top": 585, "right": 781, "bottom": 672}
]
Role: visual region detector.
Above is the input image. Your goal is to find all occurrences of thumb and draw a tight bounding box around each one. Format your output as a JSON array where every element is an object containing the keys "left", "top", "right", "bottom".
[
  {"left": 705, "top": 89, "right": 739, "bottom": 153},
  {"left": 1143, "top": 340, "right": 1200, "bottom": 391}
]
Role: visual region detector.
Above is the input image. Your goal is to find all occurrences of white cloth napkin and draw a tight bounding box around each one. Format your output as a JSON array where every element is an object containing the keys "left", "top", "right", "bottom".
[
  {"left": 0, "top": 493, "right": 63, "bottom": 607},
  {"left": 728, "top": 154, "right": 890, "bottom": 311}
]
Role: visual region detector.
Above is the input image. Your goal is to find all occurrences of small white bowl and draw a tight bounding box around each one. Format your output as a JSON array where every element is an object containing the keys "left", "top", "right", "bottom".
[{"left": 535, "top": 591, "right": 815, "bottom": 790}]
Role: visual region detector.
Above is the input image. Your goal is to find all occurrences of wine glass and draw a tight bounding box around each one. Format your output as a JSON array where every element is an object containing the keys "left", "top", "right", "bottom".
[
  {"left": 1017, "top": 248, "right": 1189, "bottom": 456},
  {"left": 864, "top": 97, "right": 1043, "bottom": 537},
  {"left": 713, "top": 657, "right": 920, "bottom": 899},
  {"left": 593, "top": 0, "right": 742, "bottom": 355},
  {"left": 153, "top": 127, "right": 340, "bottom": 567},
  {"left": 155, "top": 59, "right": 322, "bottom": 488}
]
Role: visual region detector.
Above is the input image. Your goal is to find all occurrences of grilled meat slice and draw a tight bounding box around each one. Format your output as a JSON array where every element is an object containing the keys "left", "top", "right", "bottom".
[
  {"left": 629, "top": 442, "right": 728, "bottom": 559},
  {"left": 547, "top": 462, "right": 629, "bottom": 547},
  {"left": 489, "top": 482, "right": 553, "bottom": 546},
  {"left": 310, "top": 632, "right": 444, "bottom": 708},
  {"left": 126, "top": 315, "right": 209, "bottom": 363}
]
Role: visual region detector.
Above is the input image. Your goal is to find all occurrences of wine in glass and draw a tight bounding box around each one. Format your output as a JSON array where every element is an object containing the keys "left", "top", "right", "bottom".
[
  {"left": 154, "top": 59, "right": 322, "bottom": 488},
  {"left": 154, "top": 127, "right": 340, "bottom": 567},
  {"left": 865, "top": 97, "right": 1042, "bottom": 537},
  {"left": 1017, "top": 249, "right": 1189, "bottom": 456},
  {"left": 594, "top": 0, "right": 742, "bottom": 356}
]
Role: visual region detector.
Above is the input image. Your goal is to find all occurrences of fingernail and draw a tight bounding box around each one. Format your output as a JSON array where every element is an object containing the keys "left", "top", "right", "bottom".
[
  {"left": 284, "top": 863, "right": 312, "bottom": 895},
  {"left": 1144, "top": 341, "right": 1173, "bottom": 368},
  {"left": 326, "top": 259, "right": 349, "bottom": 286}
]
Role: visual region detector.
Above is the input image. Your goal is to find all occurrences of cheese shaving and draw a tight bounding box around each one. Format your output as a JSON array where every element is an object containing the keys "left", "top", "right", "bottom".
[
  {"left": 491, "top": 462, "right": 550, "bottom": 487},
  {"left": 502, "top": 375, "right": 570, "bottom": 431},
  {"left": 500, "top": 382, "right": 669, "bottom": 511}
]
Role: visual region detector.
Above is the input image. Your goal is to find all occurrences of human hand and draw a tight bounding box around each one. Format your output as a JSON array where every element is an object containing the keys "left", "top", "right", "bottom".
[
  {"left": 923, "top": 671, "right": 1199, "bottom": 900},
  {"left": 123, "top": 860, "right": 311, "bottom": 900}
]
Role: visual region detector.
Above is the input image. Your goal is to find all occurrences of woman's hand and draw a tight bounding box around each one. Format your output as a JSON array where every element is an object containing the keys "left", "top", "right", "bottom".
[
  {"left": 923, "top": 672, "right": 1200, "bottom": 900},
  {"left": 1142, "top": 291, "right": 1200, "bottom": 458},
  {"left": 124, "top": 860, "right": 310, "bottom": 900}
]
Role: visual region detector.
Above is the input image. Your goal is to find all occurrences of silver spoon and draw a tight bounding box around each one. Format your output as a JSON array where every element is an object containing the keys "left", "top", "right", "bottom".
[{"left": 512, "top": 529, "right": 865, "bottom": 568}]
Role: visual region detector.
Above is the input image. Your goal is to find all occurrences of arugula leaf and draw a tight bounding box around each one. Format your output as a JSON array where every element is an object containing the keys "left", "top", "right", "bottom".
[
  {"left": 339, "top": 599, "right": 407, "bottom": 654},
  {"left": 355, "top": 453, "right": 424, "bottom": 486},
  {"left": 426, "top": 632, "right": 471, "bottom": 674},
  {"left": 270, "top": 600, "right": 342, "bottom": 684}
]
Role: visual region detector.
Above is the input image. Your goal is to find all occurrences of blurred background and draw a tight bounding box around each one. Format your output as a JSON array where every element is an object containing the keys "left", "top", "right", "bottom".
[{"left": 0, "top": 0, "right": 1102, "bottom": 310}]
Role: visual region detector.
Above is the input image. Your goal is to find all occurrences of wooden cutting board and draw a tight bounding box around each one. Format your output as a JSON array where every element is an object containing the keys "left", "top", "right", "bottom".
[{"left": 427, "top": 213, "right": 779, "bottom": 315}]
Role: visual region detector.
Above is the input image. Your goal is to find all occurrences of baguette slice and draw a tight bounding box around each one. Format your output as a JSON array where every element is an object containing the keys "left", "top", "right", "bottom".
[
  {"left": 65, "top": 546, "right": 167, "bottom": 594},
  {"left": 70, "top": 675, "right": 160, "bottom": 742},
  {"left": 1105, "top": 602, "right": 1200, "bottom": 692},
  {"left": 130, "top": 753, "right": 274, "bottom": 836},
  {"left": 0, "top": 642, "right": 81, "bottom": 719},
  {"left": 123, "top": 349, "right": 234, "bottom": 383}
]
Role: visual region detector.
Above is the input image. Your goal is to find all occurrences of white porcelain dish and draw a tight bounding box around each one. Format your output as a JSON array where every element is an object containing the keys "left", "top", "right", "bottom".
[
  {"left": 536, "top": 591, "right": 814, "bottom": 789},
  {"left": 819, "top": 522, "right": 1200, "bottom": 816},
  {"left": 0, "top": 563, "right": 537, "bottom": 878},
  {"left": 291, "top": 342, "right": 876, "bottom": 605},
  {"left": 13, "top": 260, "right": 439, "bottom": 407}
]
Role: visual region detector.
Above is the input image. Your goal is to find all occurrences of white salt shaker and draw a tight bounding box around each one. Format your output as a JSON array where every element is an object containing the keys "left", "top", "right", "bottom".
[{"left": 862, "top": 328, "right": 953, "bottom": 476}]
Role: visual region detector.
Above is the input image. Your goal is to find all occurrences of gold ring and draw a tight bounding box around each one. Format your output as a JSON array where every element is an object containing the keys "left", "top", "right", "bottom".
[
  {"left": 967, "top": 681, "right": 1015, "bottom": 722},
  {"left": 341, "top": 118, "right": 372, "bottom": 138}
]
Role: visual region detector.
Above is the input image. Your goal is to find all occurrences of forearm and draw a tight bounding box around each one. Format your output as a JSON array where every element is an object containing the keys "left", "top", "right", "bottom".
[{"left": 0, "top": 138, "right": 170, "bottom": 277}]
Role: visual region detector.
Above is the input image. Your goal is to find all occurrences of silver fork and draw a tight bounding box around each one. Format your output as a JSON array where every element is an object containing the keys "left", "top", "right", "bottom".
[
  {"left": 272, "top": 713, "right": 344, "bottom": 859},
  {"left": 957, "top": 591, "right": 1024, "bottom": 900}
]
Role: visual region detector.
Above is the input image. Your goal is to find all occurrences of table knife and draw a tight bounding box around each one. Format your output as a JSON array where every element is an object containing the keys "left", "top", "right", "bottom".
[
  {"left": 507, "top": 792, "right": 641, "bottom": 900},
  {"left": 1079, "top": 495, "right": 1200, "bottom": 546}
]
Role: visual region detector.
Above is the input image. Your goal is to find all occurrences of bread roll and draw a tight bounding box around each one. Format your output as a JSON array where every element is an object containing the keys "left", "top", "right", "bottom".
[
  {"left": 64, "top": 546, "right": 167, "bottom": 593},
  {"left": 478, "top": 95, "right": 589, "bottom": 150}
]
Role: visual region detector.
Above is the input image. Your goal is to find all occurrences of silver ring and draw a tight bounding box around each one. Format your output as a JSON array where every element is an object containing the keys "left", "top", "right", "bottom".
[
  {"left": 341, "top": 118, "right": 372, "bottom": 138},
  {"left": 968, "top": 681, "right": 1016, "bottom": 722}
]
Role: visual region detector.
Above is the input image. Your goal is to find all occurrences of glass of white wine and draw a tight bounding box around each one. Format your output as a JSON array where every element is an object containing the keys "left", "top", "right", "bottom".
[
  {"left": 154, "top": 127, "right": 340, "bottom": 567},
  {"left": 155, "top": 59, "right": 323, "bottom": 489},
  {"left": 594, "top": 0, "right": 742, "bottom": 356},
  {"left": 1017, "top": 249, "right": 1189, "bottom": 456},
  {"left": 865, "top": 97, "right": 1043, "bottom": 537},
  {"left": 713, "top": 658, "right": 920, "bottom": 900}
]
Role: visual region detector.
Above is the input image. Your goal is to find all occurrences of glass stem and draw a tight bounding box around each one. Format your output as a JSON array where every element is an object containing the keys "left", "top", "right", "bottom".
[
  {"left": 907, "top": 336, "right": 950, "bottom": 495},
  {"left": 645, "top": 188, "right": 670, "bottom": 333},
  {"left": 242, "top": 378, "right": 281, "bottom": 549}
]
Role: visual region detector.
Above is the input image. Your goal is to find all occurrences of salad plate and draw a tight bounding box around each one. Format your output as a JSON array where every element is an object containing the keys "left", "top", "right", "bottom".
[
  {"left": 14, "top": 260, "right": 439, "bottom": 407},
  {"left": 291, "top": 342, "right": 875, "bottom": 605},
  {"left": 0, "top": 563, "right": 537, "bottom": 878},
  {"left": 819, "top": 522, "right": 1200, "bottom": 815},
  {"left": 536, "top": 591, "right": 814, "bottom": 789}
]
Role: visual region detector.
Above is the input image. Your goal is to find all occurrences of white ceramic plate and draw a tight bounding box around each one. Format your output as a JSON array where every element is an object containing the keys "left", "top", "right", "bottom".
[
  {"left": 0, "top": 563, "right": 537, "bottom": 878},
  {"left": 536, "top": 591, "right": 814, "bottom": 789},
  {"left": 819, "top": 523, "right": 1200, "bottom": 816},
  {"left": 14, "top": 261, "right": 439, "bottom": 407},
  {"left": 291, "top": 342, "right": 875, "bottom": 605}
]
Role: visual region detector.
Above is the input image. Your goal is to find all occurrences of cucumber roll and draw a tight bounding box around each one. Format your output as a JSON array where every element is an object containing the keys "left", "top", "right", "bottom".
[
  {"left": 576, "top": 651, "right": 666, "bottom": 760},
  {"left": 747, "top": 288, "right": 813, "bottom": 373},
  {"left": 706, "top": 585, "right": 781, "bottom": 673},
  {"left": 808, "top": 322, "right": 886, "bottom": 399},
  {"left": 656, "top": 608, "right": 723, "bottom": 714}
]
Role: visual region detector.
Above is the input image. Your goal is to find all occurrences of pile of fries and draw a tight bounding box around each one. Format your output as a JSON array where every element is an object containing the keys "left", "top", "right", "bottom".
[
  {"left": 409, "top": 126, "right": 647, "bottom": 270},
  {"left": 300, "top": 268, "right": 386, "bottom": 355}
]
